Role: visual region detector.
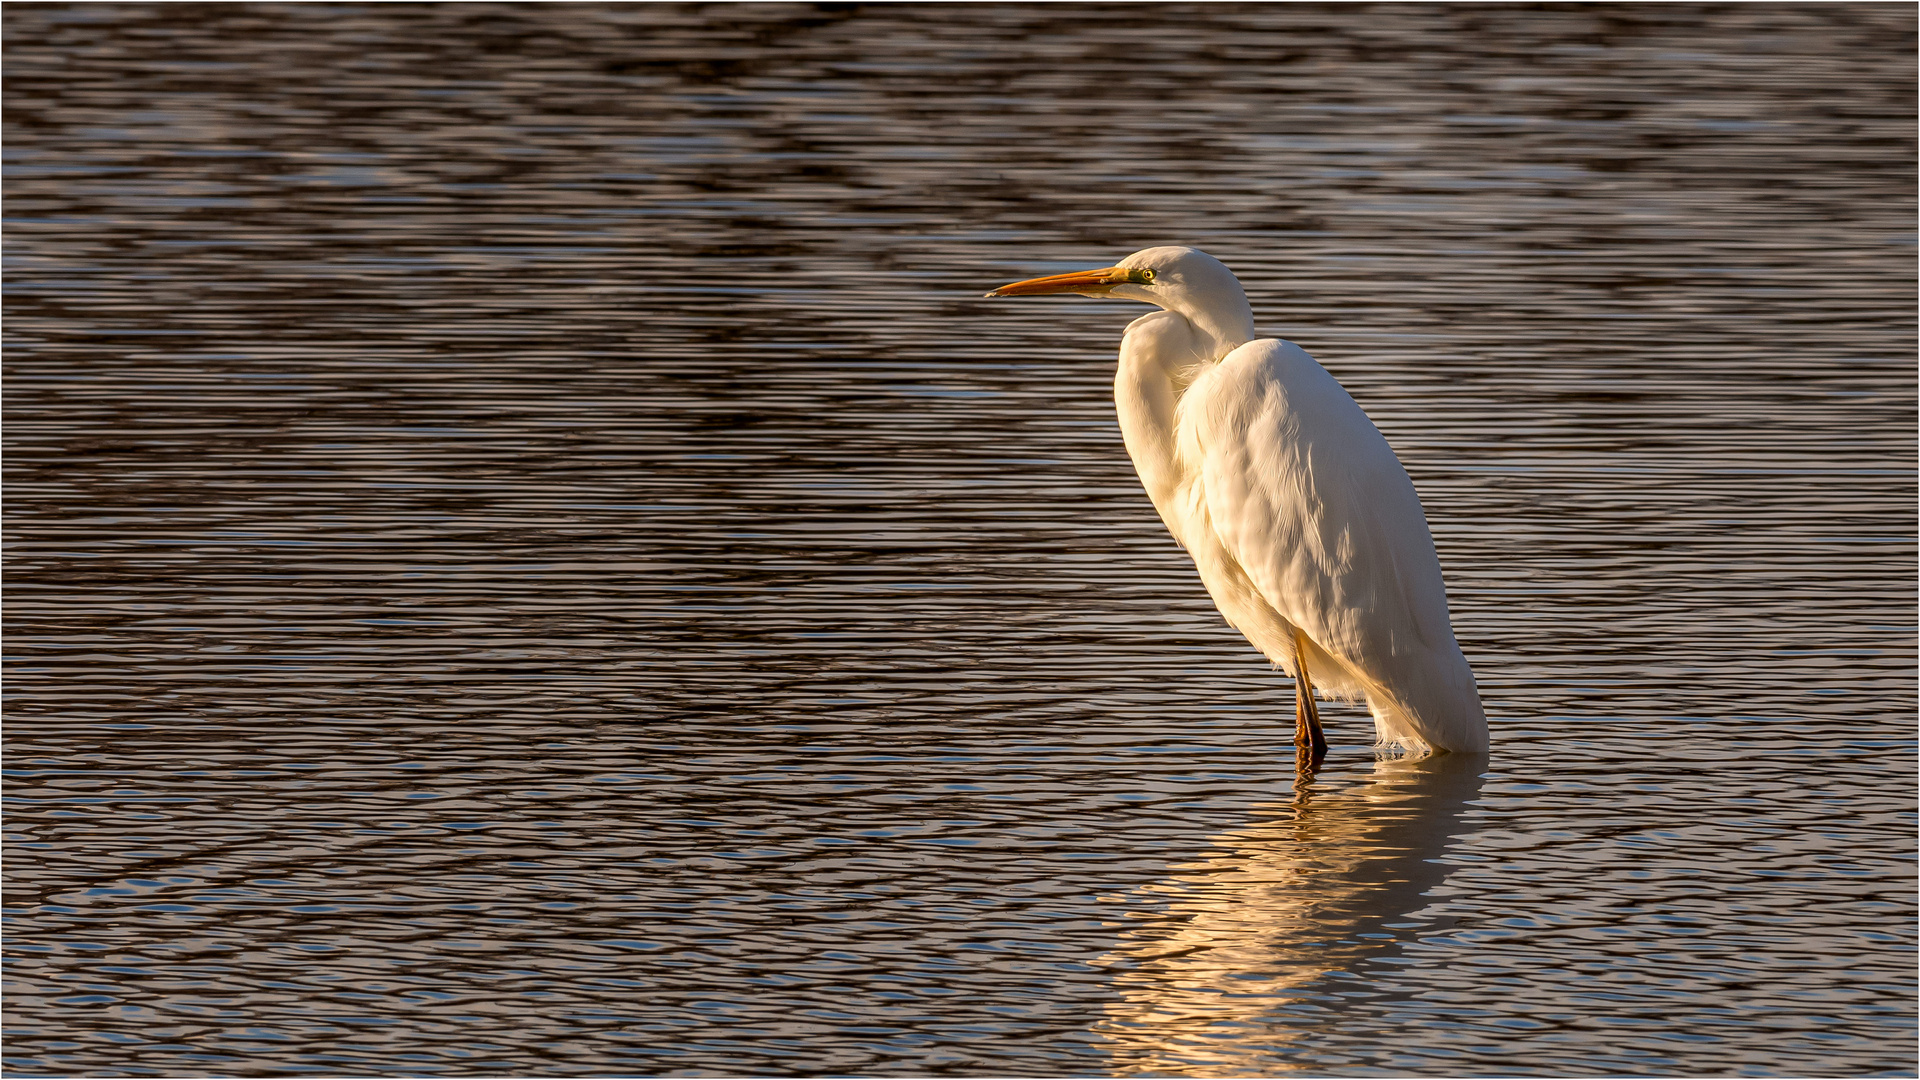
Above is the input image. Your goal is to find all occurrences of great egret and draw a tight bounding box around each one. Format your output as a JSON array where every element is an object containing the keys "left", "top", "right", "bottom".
[{"left": 987, "top": 246, "right": 1487, "bottom": 756}]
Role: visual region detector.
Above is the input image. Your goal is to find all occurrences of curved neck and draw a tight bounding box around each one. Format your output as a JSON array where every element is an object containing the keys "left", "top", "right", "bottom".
[
  {"left": 1143, "top": 279, "right": 1255, "bottom": 360},
  {"left": 1176, "top": 303, "right": 1255, "bottom": 361},
  {"left": 1112, "top": 312, "right": 1211, "bottom": 538}
]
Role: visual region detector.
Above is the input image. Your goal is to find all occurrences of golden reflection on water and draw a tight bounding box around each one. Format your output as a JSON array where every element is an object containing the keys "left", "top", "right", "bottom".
[{"left": 1097, "top": 753, "right": 1486, "bottom": 1076}]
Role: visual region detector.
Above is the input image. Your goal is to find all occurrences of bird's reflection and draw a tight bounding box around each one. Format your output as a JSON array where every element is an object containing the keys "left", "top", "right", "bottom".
[{"left": 1096, "top": 750, "right": 1487, "bottom": 1076}]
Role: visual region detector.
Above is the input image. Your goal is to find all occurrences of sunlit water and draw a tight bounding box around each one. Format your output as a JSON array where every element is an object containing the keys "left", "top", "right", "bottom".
[{"left": 5, "top": 4, "right": 1915, "bottom": 1076}]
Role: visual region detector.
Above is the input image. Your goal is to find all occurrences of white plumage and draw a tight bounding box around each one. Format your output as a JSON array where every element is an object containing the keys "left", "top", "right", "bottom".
[{"left": 989, "top": 246, "right": 1487, "bottom": 755}]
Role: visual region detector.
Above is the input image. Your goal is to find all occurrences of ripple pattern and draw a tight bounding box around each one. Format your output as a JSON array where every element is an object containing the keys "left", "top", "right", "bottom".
[{"left": 5, "top": 4, "right": 1915, "bottom": 1075}]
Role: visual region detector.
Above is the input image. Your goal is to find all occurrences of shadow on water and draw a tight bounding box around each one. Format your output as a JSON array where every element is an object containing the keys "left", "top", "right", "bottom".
[{"left": 1098, "top": 752, "right": 1487, "bottom": 1076}]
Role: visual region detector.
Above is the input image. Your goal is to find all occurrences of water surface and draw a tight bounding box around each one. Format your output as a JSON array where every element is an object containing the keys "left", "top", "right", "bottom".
[{"left": 5, "top": 4, "right": 1915, "bottom": 1075}]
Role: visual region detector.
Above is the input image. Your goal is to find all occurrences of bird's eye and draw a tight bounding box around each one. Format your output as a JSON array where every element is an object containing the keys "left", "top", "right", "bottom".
[{"left": 1128, "top": 267, "right": 1156, "bottom": 285}]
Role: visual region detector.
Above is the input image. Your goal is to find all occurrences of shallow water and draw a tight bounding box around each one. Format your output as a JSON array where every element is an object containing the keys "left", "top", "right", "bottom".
[{"left": 4, "top": 4, "right": 1915, "bottom": 1076}]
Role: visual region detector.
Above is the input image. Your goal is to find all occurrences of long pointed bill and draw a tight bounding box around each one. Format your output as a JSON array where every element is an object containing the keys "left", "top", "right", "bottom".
[{"left": 984, "top": 265, "right": 1152, "bottom": 298}]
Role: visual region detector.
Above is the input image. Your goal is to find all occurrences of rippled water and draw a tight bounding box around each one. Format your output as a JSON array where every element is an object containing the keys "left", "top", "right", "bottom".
[{"left": 5, "top": 4, "right": 1915, "bottom": 1076}]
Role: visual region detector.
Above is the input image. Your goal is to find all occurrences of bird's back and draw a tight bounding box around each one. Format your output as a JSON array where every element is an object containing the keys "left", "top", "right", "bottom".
[{"left": 1175, "top": 338, "right": 1487, "bottom": 753}]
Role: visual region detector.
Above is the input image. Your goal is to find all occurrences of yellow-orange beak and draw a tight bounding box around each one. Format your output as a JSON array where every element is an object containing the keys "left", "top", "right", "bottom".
[{"left": 984, "top": 265, "right": 1152, "bottom": 298}]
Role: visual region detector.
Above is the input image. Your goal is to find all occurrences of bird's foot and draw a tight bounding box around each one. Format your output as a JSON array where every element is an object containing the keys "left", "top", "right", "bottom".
[
  {"left": 1294, "top": 707, "right": 1329, "bottom": 756},
  {"left": 1293, "top": 740, "right": 1327, "bottom": 782}
]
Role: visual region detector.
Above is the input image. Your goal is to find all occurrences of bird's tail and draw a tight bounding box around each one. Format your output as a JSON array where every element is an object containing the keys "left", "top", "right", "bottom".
[
  {"left": 1363, "top": 654, "right": 1489, "bottom": 755},
  {"left": 1367, "top": 699, "right": 1435, "bottom": 756},
  {"left": 1276, "top": 635, "right": 1488, "bottom": 754}
]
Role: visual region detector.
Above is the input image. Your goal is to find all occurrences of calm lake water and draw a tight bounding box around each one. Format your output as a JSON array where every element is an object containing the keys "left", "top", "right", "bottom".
[{"left": 5, "top": 4, "right": 1915, "bottom": 1076}]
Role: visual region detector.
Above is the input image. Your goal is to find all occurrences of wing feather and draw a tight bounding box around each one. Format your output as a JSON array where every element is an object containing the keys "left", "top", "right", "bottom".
[{"left": 1178, "top": 339, "right": 1484, "bottom": 749}]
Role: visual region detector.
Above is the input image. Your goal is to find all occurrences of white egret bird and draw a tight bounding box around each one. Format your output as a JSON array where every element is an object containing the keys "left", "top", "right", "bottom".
[{"left": 988, "top": 247, "right": 1487, "bottom": 755}]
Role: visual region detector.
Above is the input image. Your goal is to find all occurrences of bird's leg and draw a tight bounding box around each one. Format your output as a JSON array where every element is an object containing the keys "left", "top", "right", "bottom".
[
  {"left": 1293, "top": 736, "right": 1324, "bottom": 785},
  {"left": 1293, "top": 629, "right": 1329, "bottom": 758}
]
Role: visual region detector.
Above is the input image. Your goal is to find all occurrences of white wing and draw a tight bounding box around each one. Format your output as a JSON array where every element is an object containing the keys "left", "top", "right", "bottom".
[{"left": 1177, "top": 338, "right": 1486, "bottom": 751}]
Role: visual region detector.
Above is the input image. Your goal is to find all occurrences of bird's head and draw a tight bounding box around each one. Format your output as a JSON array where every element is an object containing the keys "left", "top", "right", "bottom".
[{"left": 986, "top": 245, "right": 1256, "bottom": 354}]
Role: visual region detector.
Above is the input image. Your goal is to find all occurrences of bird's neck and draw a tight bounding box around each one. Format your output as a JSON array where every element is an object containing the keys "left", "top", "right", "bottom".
[
  {"left": 1190, "top": 313, "right": 1256, "bottom": 362},
  {"left": 1113, "top": 311, "right": 1221, "bottom": 541},
  {"left": 1161, "top": 286, "right": 1255, "bottom": 363}
]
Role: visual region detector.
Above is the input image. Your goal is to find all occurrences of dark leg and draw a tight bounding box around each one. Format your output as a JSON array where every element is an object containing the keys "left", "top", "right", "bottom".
[
  {"left": 1293, "top": 629, "right": 1329, "bottom": 758},
  {"left": 1294, "top": 735, "right": 1324, "bottom": 783}
]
